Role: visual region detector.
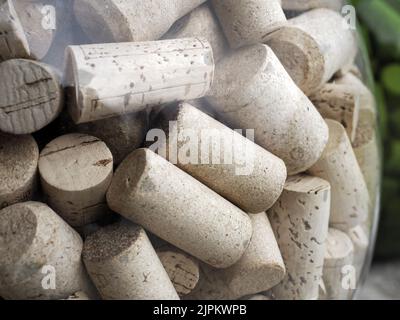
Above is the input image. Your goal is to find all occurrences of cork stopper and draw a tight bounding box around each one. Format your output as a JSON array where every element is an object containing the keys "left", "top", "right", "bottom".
[
  {"left": 0, "top": 59, "right": 63, "bottom": 135},
  {"left": 83, "top": 222, "right": 141, "bottom": 262},
  {"left": 0, "top": 132, "right": 39, "bottom": 209}
]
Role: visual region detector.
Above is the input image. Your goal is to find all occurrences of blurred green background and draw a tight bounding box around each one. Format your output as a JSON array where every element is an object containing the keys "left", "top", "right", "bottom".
[{"left": 352, "top": 0, "right": 400, "bottom": 259}]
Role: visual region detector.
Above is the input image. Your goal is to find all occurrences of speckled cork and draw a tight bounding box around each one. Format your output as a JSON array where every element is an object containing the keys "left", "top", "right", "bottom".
[
  {"left": 335, "top": 73, "right": 380, "bottom": 200},
  {"left": 211, "top": 0, "right": 287, "bottom": 49},
  {"left": 308, "top": 120, "right": 369, "bottom": 231},
  {"left": 268, "top": 175, "right": 331, "bottom": 300},
  {"left": 162, "top": 3, "right": 228, "bottom": 62},
  {"left": 153, "top": 103, "right": 287, "bottom": 213},
  {"left": 83, "top": 221, "right": 179, "bottom": 300},
  {"left": 0, "top": 0, "right": 30, "bottom": 60},
  {"left": 186, "top": 213, "right": 285, "bottom": 300},
  {"left": 206, "top": 44, "right": 328, "bottom": 175},
  {"left": 39, "top": 134, "right": 113, "bottom": 227},
  {"left": 13, "top": 0, "right": 55, "bottom": 60},
  {"left": 72, "top": 111, "right": 148, "bottom": 166},
  {"left": 0, "top": 59, "right": 63, "bottom": 134},
  {"left": 0, "top": 202, "right": 94, "bottom": 300},
  {"left": 156, "top": 245, "right": 200, "bottom": 297},
  {"left": 65, "top": 38, "right": 214, "bottom": 124},
  {"left": 320, "top": 228, "right": 354, "bottom": 300},
  {"left": 0, "top": 133, "right": 38, "bottom": 209},
  {"left": 310, "top": 81, "right": 361, "bottom": 142},
  {"left": 106, "top": 148, "right": 253, "bottom": 269},
  {"left": 74, "top": 0, "right": 207, "bottom": 43},
  {"left": 265, "top": 8, "right": 358, "bottom": 95},
  {"left": 281, "top": 0, "right": 344, "bottom": 11}
]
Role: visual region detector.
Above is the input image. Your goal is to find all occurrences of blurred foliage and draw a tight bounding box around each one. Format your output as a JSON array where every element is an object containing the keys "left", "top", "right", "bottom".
[{"left": 352, "top": 0, "right": 400, "bottom": 258}]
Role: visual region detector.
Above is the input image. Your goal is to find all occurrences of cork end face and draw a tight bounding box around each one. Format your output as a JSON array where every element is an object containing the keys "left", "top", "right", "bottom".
[
  {"left": 207, "top": 44, "right": 270, "bottom": 112},
  {"left": 106, "top": 148, "right": 151, "bottom": 214},
  {"left": 0, "top": 59, "right": 62, "bottom": 134},
  {"left": 325, "top": 228, "right": 354, "bottom": 260},
  {"left": 0, "top": 132, "right": 39, "bottom": 204},
  {"left": 0, "top": 202, "right": 38, "bottom": 265},
  {"left": 265, "top": 26, "right": 325, "bottom": 95},
  {"left": 39, "top": 133, "right": 113, "bottom": 192},
  {"left": 323, "top": 119, "right": 349, "bottom": 157},
  {"left": 83, "top": 221, "right": 142, "bottom": 262}
]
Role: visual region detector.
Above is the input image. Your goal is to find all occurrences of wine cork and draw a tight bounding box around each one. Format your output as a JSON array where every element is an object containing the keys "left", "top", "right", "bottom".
[
  {"left": 156, "top": 246, "right": 200, "bottom": 297},
  {"left": 0, "top": 59, "right": 63, "bottom": 134},
  {"left": 186, "top": 213, "right": 285, "bottom": 300},
  {"left": 206, "top": 44, "right": 328, "bottom": 175},
  {"left": 308, "top": 120, "right": 369, "bottom": 231},
  {"left": 107, "top": 148, "right": 253, "bottom": 269},
  {"left": 0, "top": 0, "right": 30, "bottom": 60},
  {"left": 83, "top": 221, "right": 179, "bottom": 300},
  {"left": 0, "top": 202, "right": 93, "bottom": 300},
  {"left": 281, "top": 0, "right": 344, "bottom": 11},
  {"left": 74, "top": 0, "right": 207, "bottom": 43},
  {"left": 38, "top": 134, "right": 113, "bottom": 227},
  {"left": 65, "top": 38, "right": 214, "bottom": 124},
  {"left": 268, "top": 175, "right": 331, "bottom": 300},
  {"left": 73, "top": 111, "right": 148, "bottom": 165},
  {"left": 0, "top": 133, "right": 38, "bottom": 209},
  {"left": 211, "top": 0, "right": 287, "bottom": 49},
  {"left": 354, "top": 135, "right": 381, "bottom": 212},
  {"left": 320, "top": 228, "right": 354, "bottom": 300},
  {"left": 265, "top": 8, "right": 357, "bottom": 95},
  {"left": 162, "top": 3, "right": 228, "bottom": 61},
  {"left": 152, "top": 103, "right": 287, "bottom": 213},
  {"left": 13, "top": 0, "right": 55, "bottom": 60},
  {"left": 310, "top": 82, "right": 361, "bottom": 142}
]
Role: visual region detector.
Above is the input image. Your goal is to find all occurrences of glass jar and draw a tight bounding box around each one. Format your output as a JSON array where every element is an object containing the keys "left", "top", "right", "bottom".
[{"left": 0, "top": 0, "right": 380, "bottom": 300}]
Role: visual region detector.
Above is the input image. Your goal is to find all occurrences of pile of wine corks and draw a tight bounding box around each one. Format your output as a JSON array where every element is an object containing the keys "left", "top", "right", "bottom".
[{"left": 0, "top": 0, "right": 379, "bottom": 300}]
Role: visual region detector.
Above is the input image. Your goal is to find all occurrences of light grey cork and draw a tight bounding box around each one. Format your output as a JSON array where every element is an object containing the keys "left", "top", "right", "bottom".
[
  {"left": 0, "top": 202, "right": 94, "bottom": 300},
  {"left": 162, "top": 3, "right": 228, "bottom": 62},
  {"left": 310, "top": 81, "right": 361, "bottom": 143},
  {"left": 206, "top": 44, "right": 329, "bottom": 175},
  {"left": 0, "top": 132, "right": 38, "bottom": 209},
  {"left": 106, "top": 148, "right": 253, "bottom": 269},
  {"left": 211, "top": 0, "right": 287, "bottom": 49},
  {"left": 156, "top": 245, "right": 200, "bottom": 297},
  {"left": 265, "top": 8, "right": 358, "bottom": 95},
  {"left": 268, "top": 175, "right": 331, "bottom": 300},
  {"left": 65, "top": 38, "right": 214, "bottom": 124},
  {"left": 13, "top": 0, "right": 55, "bottom": 60},
  {"left": 186, "top": 213, "right": 285, "bottom": 300},
  {"left": 38, "top": 133, "right": 113, "bottom": 227},
  {"left": 74, "top": 0, "right": 207, "bottom": 43},
  {"left": 72, "top": 111, "right": 148, "bottom": 165},
  {"left": 0, "top": 59, "right": 63, "bottom": 134},
  {"left": 83, "top": 221, "right": 179, "bottom": 300},
  {"left": 320, "top": 228, "right": 354, "bottom": 300},
  {"left": 309, "top": 120, "right": 369, "bottom": 231},
  {"left": 281, "top": 0, "right": 344, "bottom": 11},
  {"left": 152, "top": 103, "right": 287, "bottom": 213},
  {"left": 0, "top": 0, "right": 30, "bottom": 61},
  {"left": 335, "top": 73, "right": 380, "bottom": 200}
]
